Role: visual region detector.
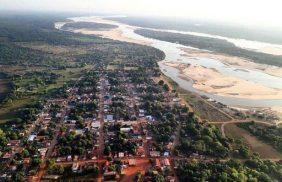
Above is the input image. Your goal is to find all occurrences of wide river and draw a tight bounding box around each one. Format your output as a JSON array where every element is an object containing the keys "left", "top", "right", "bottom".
[{"left": 56, "top": 17, "right": 282, "bottom": 108}]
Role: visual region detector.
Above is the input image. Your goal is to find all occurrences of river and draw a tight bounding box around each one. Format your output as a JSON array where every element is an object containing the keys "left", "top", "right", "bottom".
[{"left": 55, "top": 17, "right": 282, "bottom": 108}]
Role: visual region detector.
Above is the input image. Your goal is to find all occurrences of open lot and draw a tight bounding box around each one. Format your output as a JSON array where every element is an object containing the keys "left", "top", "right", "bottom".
[
  {"left": 120, "top": 159, "right": 151, "bottom": 182},
  {"left": 225, "top": 123, "right": 282, "bottom": 159}
]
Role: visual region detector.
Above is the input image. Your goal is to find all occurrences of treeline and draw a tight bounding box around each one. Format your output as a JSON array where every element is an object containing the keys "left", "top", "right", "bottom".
[
  {"left": 74, "top": 42, "right": 164, "bottom": 68},
  {"left": 62, "top": 22, "right": 118, "bottom": 31},
  {"left": 135, "top": 29, "right": 282, "bottom": 67},
  {"left": 176, "top": 158, "right": 282, "bottom": 182},
  {"left": 0, "top": 43, "right": 67, "bottom": 67}
]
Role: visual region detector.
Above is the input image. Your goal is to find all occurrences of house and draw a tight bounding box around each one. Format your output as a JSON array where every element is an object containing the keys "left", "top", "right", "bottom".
[
  {"left": 7, "top": 140, "right": 21, "bottom": 146},
  {"left": 42, "top": 175, "right": 61, "bottom": 180},
  {"left": 136, "top": 146, "right": 145, "bottom": 156},
  {"left": 139, "top": 109, "right": 145, "bottom": 117},
  {"left": 164, "top": 151, "right": 170, "bottom": 157},
  {"left": 103, "top": 171, "right": 117, "bottom": 181},
  {"left": 146, "top": 115, "right": 155, "bottom": 122},
  {"left": 38, "top": 148, "right": 48, "bottom": 158},
  {"left": 75, "top": 129, "right": 84, "bottom": 135},
  {"left": 91, "top": 121, "right": 100, "bottom": 129},
  {"left": 118, "top": 152, "right": 124, "bottom": 158},
  {"left": 120, "top": 126, "right": 132, "bottom": 133},
  {"left": 56, "top": 113, "right": 62, "bottom": 118},
  {"left": 106, "top": 115, "right": 114, "bottom": 122},
  {"left": 155, "top": 159, "right": 161, "bottom": 168},
  {"left": 150, "top": 151, "right": 160, "bottom": 157},
  {"left": 172, "top": 98, "right": 180, "bottom": 103},
  {"left": 1, "top": 152, "right": 12, "bottom": 160},
  {"left": 162, "top": 158, "right": 170, "bottom": 166},
  {"left": 128, "top": 159, "right": 136, "bottom": 166},
  {"left": 28, "top": 134, "right": 37, "bottom": 142},
  {"left": 67, "top": 155, "right": 72, "bottom": 161},
  {"left": 72, "top": 163, "right": 79, "bottom": 173}
]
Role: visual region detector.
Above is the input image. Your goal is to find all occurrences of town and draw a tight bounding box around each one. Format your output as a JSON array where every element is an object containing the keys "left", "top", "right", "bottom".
[
  {"left": 1, "top": 62, "right": 190, "bottom": 181},
  {"left": 2, "top": 60, "right": 281, "bottom": 181},
  {"left": 0, "top": 13, "right": 281, "bottom": 182}
]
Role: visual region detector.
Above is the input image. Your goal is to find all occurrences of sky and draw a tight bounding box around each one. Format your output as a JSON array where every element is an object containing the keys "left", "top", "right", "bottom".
[{"left": 1, "top": 0, "right": 282, "bottom": 27}]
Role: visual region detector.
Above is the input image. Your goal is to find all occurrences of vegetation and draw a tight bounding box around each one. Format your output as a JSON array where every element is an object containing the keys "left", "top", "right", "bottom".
[
  {"left": 58, "top": 131, "right": 95, "bottom": 156},
  {"left": 0, "top": 12, "right": 281, "bottom": 181},
  {"left": 175, "top": 116, "right": 231, "bottom": 158},
  {"left": 62, "top": 21, "right": 118, "bottom": 30},
  {"left": 176, "top": 158, "right": 282, "bottom": 182}
]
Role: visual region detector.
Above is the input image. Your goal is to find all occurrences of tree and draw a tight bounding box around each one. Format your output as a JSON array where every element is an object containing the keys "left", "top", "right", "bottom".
[
  {"left": 239, "top": 146, "right": 250, "bottom": 158},
  {"left": 135, "top": 172, "right": 142, "bottom": 182},
  {"left": 0, "top": 129, "right": 5, "bottom": 138},
  {"left": 153, "top": 173, "right": 165, "bottom": 182},
  {"left": 47, "top": 159, "right": 56, "bottom": 169},
  {"left": 22, "top": 149, "right": 30, "bottom": 158},
  {"left": 31, "top": 157, "right": 41, "bottom": 167},
  {"left": 104, "top": 146, "right": 111, "bottom": 156},
  {"left": 163, "top": 84, "right": 169, "bottom": 91},
  {"left": 12, "top": 171, "right": 25, "bottom": 182},
  {"left": 158, "top": 80, "right": 164, "bottom": 86}
]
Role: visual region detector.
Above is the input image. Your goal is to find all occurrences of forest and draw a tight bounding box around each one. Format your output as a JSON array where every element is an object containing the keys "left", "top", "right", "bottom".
[{"left": 61, "top": 21, "right": 118, "bottom": 31}]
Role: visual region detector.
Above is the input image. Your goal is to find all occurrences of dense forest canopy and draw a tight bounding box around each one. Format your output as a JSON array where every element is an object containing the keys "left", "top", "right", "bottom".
[{"left": 62, "top": 22, "right": 118, "bottom": 31}]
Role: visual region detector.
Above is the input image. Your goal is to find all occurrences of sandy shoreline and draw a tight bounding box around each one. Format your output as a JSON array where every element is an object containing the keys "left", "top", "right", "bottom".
[
  {"left": 180, "top": 47, "right": 282, "bottom": 78},
  {"left": 72, "top": 28, "right": 150, "bottom": 45},
  {"left": 69, "top": 17, "right": 151, "bottom": 46},
  {"left": 164, "top": 62, "right": 282, "bottom": 100},
  {"left": 259, "top": 46, "right": 282, "bottom": 56}
]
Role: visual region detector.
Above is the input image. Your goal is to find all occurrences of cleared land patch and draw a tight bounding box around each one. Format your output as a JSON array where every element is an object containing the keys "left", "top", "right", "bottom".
[
  {"left": 0, "top": 79, "right": 10, "bottom": 102},
  {"left": 225, "top": 123, "right": 282, "bottom": 159}
]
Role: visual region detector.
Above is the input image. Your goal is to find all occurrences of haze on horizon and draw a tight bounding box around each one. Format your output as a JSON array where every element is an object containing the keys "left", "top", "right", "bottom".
[{"left": 0, "top": 0, "right": 282, "bottom": 28}]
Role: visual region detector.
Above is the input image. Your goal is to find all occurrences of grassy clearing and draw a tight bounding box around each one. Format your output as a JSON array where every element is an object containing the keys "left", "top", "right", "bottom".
[
  {"left": 46, "top": 65, "right": 93, "bottom": 91},
  {"left": 0, "top": 97, "right": 36, "bottom": 124},
  {"left": 124, "top": 66, "right": 138, "bottom": 71},
  {"left": 106, "top": 65, "right": 119, "bottom": 71},
  {"left": 0, "top": 79, "right": 10, "bottom": 101},
  {"left": 225, "top": 123, "right": 282, "bottom": 159}
]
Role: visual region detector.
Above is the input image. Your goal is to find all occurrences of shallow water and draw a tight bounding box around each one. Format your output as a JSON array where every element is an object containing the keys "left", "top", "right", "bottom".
[{"left": 121, "top": 25, "right": 282, "bottom": 89}]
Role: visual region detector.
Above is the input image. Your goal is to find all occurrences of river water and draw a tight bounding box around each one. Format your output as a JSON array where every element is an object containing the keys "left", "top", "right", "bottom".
[{"left": 55, "top": 17, "right": 282, "bottom": 108}]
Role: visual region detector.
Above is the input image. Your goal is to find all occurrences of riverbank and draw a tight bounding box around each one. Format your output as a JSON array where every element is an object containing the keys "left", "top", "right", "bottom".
[
  {"left": 68, "top": 16, "right": 151, "bottom": 45},
  {"left": 180, "top": 47, "right": 282, "bottom": 78},
  {"left": 163, "top": 61, "right": 282, "bottom": 100},
  {"left": 158, "top": 73, "right": 233, "bottom": 122},
  {"left": 72, "top": 27, "right": 150, "bottom": 45}
]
